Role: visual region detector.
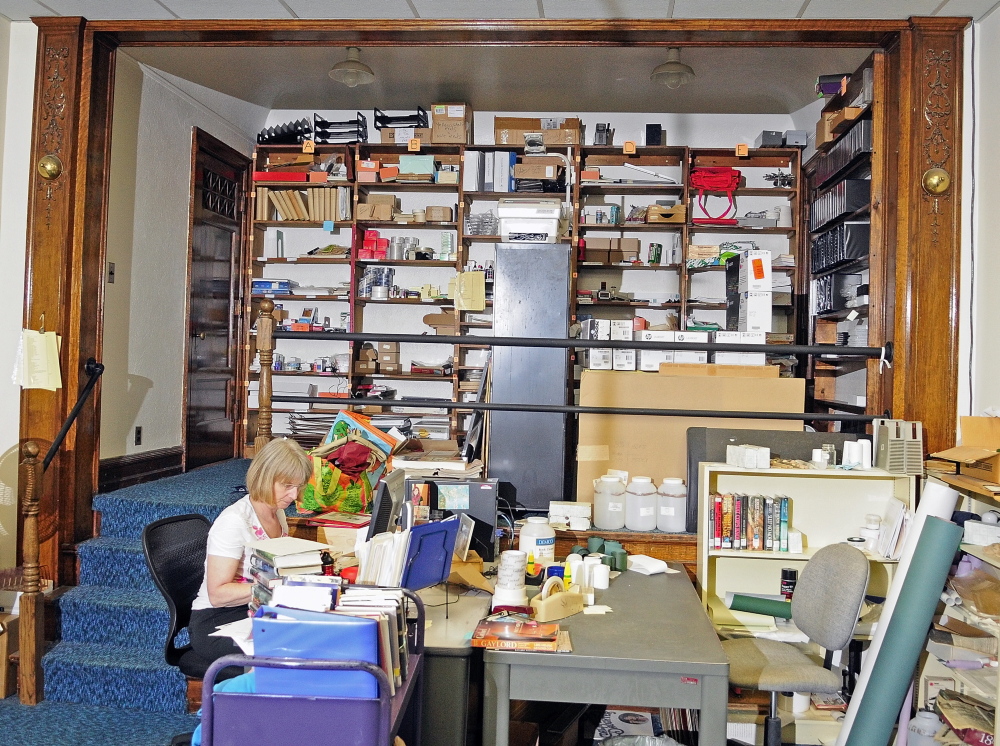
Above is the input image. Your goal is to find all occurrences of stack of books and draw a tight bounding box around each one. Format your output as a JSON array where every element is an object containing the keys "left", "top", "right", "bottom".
[
  {"left": 334, "top": 587, "right": 412, "bottom": 694},
  {"left": 247, "top": 536, "right": 331, "bottom": 612},
  {"left": 391, "top": 449, "right": 484, "bottom": 480},
  {"left": 470, "top": 618, "right": 572, "bottom": 653},
  {"left": 708, "top": 494, "right": 791, "bottom": 552}
]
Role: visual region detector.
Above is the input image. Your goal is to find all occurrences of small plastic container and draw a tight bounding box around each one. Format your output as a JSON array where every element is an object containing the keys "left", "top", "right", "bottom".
[
  {"left": 593, "top": 475, "right": 626, "bottom": 530},
  {"left": 625, "top": 476, "right": 657, "bottom": 531},
  {"left": 907, "top": 710, "right": 943, "bottom": 746},
  {"left": 518, "top": 516, "right": 556, "bottom": 565},
  {"left": 657, "top": 478, "right": 687, "bottom": 533}
]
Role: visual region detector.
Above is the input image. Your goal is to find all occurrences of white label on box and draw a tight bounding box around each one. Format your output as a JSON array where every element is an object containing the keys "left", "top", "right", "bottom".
[
  {"left": 613, "top": 349, "right": 637, "bottom": 370},
  {"left": 637, "top": 330, "right": 675, "bottom": 342},
  {"left": 607, "top": 502, "right": 623, "bottom": 512},
  {"left": 610, "top": 320, "right": 633, "bottom": 341},
  {"left": 540, "top": 118, "right": 565, "bottom": 129},
  {"left": 640, "top": 507, "right": 655, "bottom": 516},
  {"left": 674, "top": 351, "right": 708, "bottom": 364},
  {"left": 640, "top": 350, "right": 673, "bottom": 371},
  {"left": 447, "top": 105, "right": 465, "bottom": 118},
  {"left": 713, "top": 331, "right": 741, "bottom": 343},
  {"left": 675, "top": 331, "right": 709, "bottom": 344},
  {"left": 587, "top": 349, "right": 613, "bottom": 370},
  {"left": 395, "top": 127, "right": 415, "bottom": 143}
]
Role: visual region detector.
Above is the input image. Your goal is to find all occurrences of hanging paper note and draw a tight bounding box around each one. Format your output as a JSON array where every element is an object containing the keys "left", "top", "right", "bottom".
[
  {"left": 452, "top": 272, "right": 486, "bottom": 312},
  {"left": 15, "top": 330, "right": 62, "bottom": 390}
]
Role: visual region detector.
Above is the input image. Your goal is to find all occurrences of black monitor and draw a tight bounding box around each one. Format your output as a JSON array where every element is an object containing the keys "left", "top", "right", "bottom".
[{"left": 365, "top": 468, "right": 407, "bottom": 540}]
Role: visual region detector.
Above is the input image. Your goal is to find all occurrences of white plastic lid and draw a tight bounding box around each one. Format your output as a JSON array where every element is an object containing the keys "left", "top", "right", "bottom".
[
  {"left": 600, "top": 475, "right": 623, "bottom": 483},
  {"left": 527, "top": 516, "right": 550, "bottom": 524},
  {"left": 865, "top": 513, "right": 882, "bottom": 529},
  {"left": 632, "top": 476, "right": 653, "bottom": 483},
  {"left": 661, "top": 478, "right": 684, "bottom": 485}
]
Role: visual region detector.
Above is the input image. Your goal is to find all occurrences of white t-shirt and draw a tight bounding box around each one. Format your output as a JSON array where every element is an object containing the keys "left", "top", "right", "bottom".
[{"left": 191, "top": 495, "right": 289, "bottom": 610}]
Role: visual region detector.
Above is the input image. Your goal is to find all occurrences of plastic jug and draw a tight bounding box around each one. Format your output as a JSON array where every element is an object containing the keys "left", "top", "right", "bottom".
[
  {"left": 625, "top": 476, "right": 657, "bottom": 531},
  {"left": 593, "top": 475, "right": 626, "bottom": 530},
  {"left": 907, "top": 710, "right": 943, "bottom": 746},
  {"left": 657, "top": 478, "right": 687, "bottom": 532}
]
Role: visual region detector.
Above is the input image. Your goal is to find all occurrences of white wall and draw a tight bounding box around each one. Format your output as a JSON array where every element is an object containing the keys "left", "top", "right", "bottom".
[
  {"left": 0, "top": 21, "right": 36, "bottom": 569},
  {"left": 99, "top": 55, "right": 266, "bottom": 458}
]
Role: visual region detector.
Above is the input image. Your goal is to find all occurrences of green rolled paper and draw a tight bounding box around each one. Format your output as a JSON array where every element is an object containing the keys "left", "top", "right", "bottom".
[
  {"left": 844, "top": 516, "right": 963, "bottom": 746},
  {"left": 729, "top": 594, "right": 793, "bottom": 620}
]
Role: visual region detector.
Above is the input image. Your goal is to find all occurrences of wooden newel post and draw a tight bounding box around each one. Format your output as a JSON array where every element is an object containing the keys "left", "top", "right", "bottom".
[
  {"left": 255, "top": 299, "right": 275, "bottom": 452},
  {"left": 19, "top": 441, "right": 44, "bottom": 704}
]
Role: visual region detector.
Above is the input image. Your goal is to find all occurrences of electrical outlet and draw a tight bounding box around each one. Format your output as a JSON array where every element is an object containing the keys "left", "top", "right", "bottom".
[
  {"left": 107, "top": 262, "right": 115, "bottom": 284},
  {"left": 134, "top": 426, "right": 142, "bottom": 446}
]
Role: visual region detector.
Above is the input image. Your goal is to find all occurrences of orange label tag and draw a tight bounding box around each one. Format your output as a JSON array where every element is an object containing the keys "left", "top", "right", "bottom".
[
  {"left": 301, "top": 139, "right": 315, "bottom": 154},
  {"left": 735, "top": 143, "right": 749, "bottom": 157},
  {"left": 408, "top": 138, "right": 422, "bottom": 152},
  {"left": 623, "top": 141, "right": 637, "bottom": 155},
  {"left": 752, "top": 258, "right": 765, "bottom": 280}
]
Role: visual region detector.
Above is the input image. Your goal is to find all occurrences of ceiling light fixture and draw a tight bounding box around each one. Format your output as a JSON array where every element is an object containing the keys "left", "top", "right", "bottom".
[
  {"left": 650, "top": 48, "right": 695, "bottom": 90},
  {"left": 329, "top": 47, "right": 375, "bottom": 88}
]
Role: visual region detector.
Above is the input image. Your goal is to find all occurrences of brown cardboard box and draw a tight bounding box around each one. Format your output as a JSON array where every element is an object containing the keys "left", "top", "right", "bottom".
[
  {"left": 357, "top": 171, "right": 379, "bottom": 183},
  {"left": 425, "top": 205, "right": 454, "bottom": 222},
  {"left": 378, "top": 351, "right": 400, "bottom": 365},
  {"left": 494, "top": 116, "right": 582, "bottom": 146},
  {"left": 380, "top": 363, "right": 402, "bottom": 374},
  {"left": 657, "top": 363, "right": 780, "bottom": 378},
  {"left": 932, "top": 416, "right": 1000, "bottom": 483},
  {"left": 431, "top": 102, "right": 473, "bottom": 144},
  {"left": 355, "top": 361, "right": 377, "bottom": 374},
  {"left": 513, "top": 163, "right": 562, "bottom": 180},
  {"left": 377, "top": 341, "right": 399, "bottom": 353},
  {"left": 816, "top": 112, "right": 837, "bottom": 148},
  {"left": 0, "top": 613, "right": 19, "bottom": 698},
  {"left": 367, "top": 194, "right": 399, "bottom": 207},
  {"left": 369, "top": 204, "right": 393, "bottom": 221},
  {"left": 356, "top": 203, "right": 376, "bottom": 220},
  {"left": 576, "top": 370, "right": 803, "bottom": 500},
  {"left": 380, "top": 127, "right": 432, "bottom": 144},
  {"left": 619, "top": 238, "right": 640, "bottom": 258},
  {"left": 830, "top": 106, "right": 864, "bottom": 134},
  {"left": 583, "top": 249, "right": 610, "bottom": 263},
  {"left": 584, "top": 237, "right": 613, "bottom": 251}
]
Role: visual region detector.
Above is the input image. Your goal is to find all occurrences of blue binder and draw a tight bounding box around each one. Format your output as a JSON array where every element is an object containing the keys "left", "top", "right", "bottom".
[
  {"left": 400, "top": 518, "right": 459, "bottom": 591},
  {"left": 252, "top": 605, "right": 379, "bottom": 698}
]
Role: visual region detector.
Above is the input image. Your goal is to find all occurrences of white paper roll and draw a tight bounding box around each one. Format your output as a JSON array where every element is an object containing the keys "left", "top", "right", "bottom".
[
  {"left": 491, "top": 586, "right": 529, "bottom": 609},
  {"left": 592, "top": 563, "right": 611, "bottom": 590},
  {"left": 843, "top": 441, "right": 862, "bottom": 467},
  {"left": 860, "top": 439, "right": 873, "bottom": 470},
  {"left": 836, "top": 479, "right": 959, "bottom": 745}
]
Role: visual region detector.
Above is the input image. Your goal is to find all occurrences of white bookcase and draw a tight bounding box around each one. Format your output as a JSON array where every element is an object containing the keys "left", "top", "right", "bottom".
[{"left": 696, "top": 463, "right": 916, "bottom": 631}]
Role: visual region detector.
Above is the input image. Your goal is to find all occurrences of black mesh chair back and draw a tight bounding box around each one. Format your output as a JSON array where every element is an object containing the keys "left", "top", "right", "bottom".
[{"left": 142, "top": 513, "right": 213, "bottom": 678}]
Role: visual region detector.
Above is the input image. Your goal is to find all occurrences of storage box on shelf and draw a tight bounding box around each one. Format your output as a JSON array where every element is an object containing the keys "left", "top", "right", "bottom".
[{"left": 695, "top": 463, "right": 915, "bottom": 631}]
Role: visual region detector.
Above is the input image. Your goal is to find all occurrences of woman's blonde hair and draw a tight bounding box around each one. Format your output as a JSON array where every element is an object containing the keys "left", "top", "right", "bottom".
[{"left": 246, "top": 437, "right": 312, "bottom": 506}]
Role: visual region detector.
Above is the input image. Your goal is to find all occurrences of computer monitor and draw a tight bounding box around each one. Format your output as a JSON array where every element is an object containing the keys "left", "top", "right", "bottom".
[
  {"left": 365, "top": 468, "right": 407, "bottom": 540},
  {"left": 403, "top": 477, "right": 500, "bottom": 560}
]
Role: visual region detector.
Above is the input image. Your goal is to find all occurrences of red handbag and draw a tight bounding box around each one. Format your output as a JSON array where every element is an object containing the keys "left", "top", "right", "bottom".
[{"left": 690, "top": 167, "right": 741, "bottom": 226}]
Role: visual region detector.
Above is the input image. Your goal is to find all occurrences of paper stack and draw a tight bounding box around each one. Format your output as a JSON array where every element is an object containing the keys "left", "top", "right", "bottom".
[{"left": 247, "top": 536, "right": 332, "bottom": 612}]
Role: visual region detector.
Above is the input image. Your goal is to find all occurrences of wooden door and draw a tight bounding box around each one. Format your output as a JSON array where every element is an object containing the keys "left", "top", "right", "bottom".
[{"left": 184, "top": 130, "right": 250, "bottom": 469}]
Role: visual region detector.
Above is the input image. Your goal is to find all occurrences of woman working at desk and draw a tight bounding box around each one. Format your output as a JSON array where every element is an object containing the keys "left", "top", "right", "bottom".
[{"left": 189, "top": 437, "right": 312, "bottom": 665}]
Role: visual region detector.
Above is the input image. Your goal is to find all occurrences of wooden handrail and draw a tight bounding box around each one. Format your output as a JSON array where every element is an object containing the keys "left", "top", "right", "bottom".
[
  {"left": 19, "top": 441, "right": 43, "bottom": 704},
  {"left": 254, "top": 299, "right": 275, "bottom": 451}
]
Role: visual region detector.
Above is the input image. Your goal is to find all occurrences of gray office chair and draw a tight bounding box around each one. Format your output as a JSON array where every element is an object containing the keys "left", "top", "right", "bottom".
[{"left": 722, "top": 543, "right": 869, "bottom": 746}]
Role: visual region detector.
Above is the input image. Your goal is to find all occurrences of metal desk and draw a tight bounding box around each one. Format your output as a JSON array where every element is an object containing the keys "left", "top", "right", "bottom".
[
  {"left": 482, "top": 568, "right": 729, "bottom": 746},
  {"left": 420, "top": 586, "right": 492, "bottom": 746}
]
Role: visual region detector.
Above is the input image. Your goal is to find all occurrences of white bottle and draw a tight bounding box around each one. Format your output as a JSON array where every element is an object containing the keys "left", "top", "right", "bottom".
[
  {"left": 657, "top": 478, "right": 687, "bottom": 533},
  {"left": 518, "top": 516, "right": 556, "bottom": 565},
  {"left": 625, "top": 476, "right": 657, "bottom": 531},
  {"left": 907, "top": 711, "right": 943, "bottom": 746},
  {"left": 593, "top": 475, "right": 626, "bottom": 530}
]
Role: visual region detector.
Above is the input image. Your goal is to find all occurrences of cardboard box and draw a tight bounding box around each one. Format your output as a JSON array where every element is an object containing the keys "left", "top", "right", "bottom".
[
  {"left": 357, "top": 203, "right": 393, "bottom": 221},
  {"left": 610, "top": 320, "right": 633, "bottom": 341},
  {"left": 494, "top": 116, "right": 582, "bottom": 146},
  {"left": 612, "top": 348, "right": 636, "bottom": 371},
  {"left": 358, "top": 159, "right": 380, "bottom": 172},
  {"left": 425, "top": 205, "right": 454, "bottom": 222},
  {"left": 640, "top": 350, "right": 674, "bottom": 371},
  {"left": 576, "top": 370, "right": 803, "bottom": 500},
  {"left": 377, "top": 341, "right": 399, "bottom": 353},
  {"left": 583, "top": 249, "right": 610, "bottom": 264},
  {"left": 380, "top": 363, "right": 402, "bottom": 374},
  {"left": 580, "top": 319, "right": 611, "bottom": 341},
  {"left": 355, "top": 361, "right": 377, "bottom": 374},
  {"left": 378, "top": 351, "right": 400, "bottom": 365},
  {"left": 432, "top": 102, "right": 473, "bottom": 144},
  {"left": 584, "top": 237, "right": 613, "bottom": 252},
  {"left": 380, "top": 127, "right": 433, "bottom": 144},
  {"left": 738, "top": 250, "right": 772, "bottom": 292},
  {"left": 513, "top": 163, "right": 561, "bottom": 180},
  {"left": 816, "top": 112, "right": 837, "bottom": 148},
  {"left": 585, "top": 348, "right": 613, "bottom": 370},
  {"left": 656, "top": 364, "right": 780, "bottom": 378},
  {"left": 367, "top": 194, "right": 399, "bottom": 207},
  {"left": 619, "top": 238, "right": 641, "bottom": 259},
  {"left": 738, "top": 292, "right": 773, "bottom": 333},
  {"left": 0, "top": 613, "right": 18, "bottom": 698},
  {"left": 647, "top": 204, "right": 686, "bottom": 223},
  {"left": 357, "top": 171, "right": 379, "bottom": 183},
  {"left": 830, "top": 106, "right": 864, "bottom": 134},
  {"left": 932, "top": 416, "right": 1000, "bottom": 483}
]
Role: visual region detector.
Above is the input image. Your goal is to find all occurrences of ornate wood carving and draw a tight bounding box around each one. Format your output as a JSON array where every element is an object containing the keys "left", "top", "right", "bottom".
[
  {"left": 922, "top": 47, "right": 954, "bottom": 245},
  {"left": 255, "top": 299, "right": 275, "bottom": 452}
]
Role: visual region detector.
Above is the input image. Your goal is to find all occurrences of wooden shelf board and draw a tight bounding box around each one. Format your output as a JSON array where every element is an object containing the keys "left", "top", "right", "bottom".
[
  {"left": 356, "top": 259, "right": 456, "bottom": 267},
  {"left": 357, "top": 182, "right": 459, "bottom": 192},
  {"left": 580, "top": 223, "right": 683, "bottom": 232},
  {"left": 360, "top": 373, "right": 456, "bottom": 381},
  {"left": 255, "top": 257, "right": 350, "bottom": 265},
  {"left": 579, "top": 184, "right": 683, "bottom": 194},
  {"left": 577, "top": 263, "right": 681, "bottom": 271},
  {"left": 355, "top": 221, "right": 458, "bottom": 228},
  {"left": 253, "top": 220, "right": 353, "bottom": 228},
  {"left": 356, "top": 298, "right": 454, "bottom": 305},
  {"left": 576, "top": 300, "right": 682, "bottom": 308},
  {"left": 688, "top": 225, "right": 797, "bottom": 236},
  {"left": 816, "top": 304, "right": 869, "bottom": 320},
  {"left": 252, "top": 294, "right": 350, "bottom": 301}
]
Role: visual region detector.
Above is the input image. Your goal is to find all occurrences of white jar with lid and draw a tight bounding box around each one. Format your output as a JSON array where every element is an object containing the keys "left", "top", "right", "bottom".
[
  {"left": 907, "top": 711, "right": 943, "bottom": 746},
  {"left": 859, "top": 513, "right": 881, "bottom": 552},
  {"left": 657, "top": 478, "right": 687, "bottom": 532},
  {"left": 518, "top": 516, "right": 556, "bottom": 565},
  {"left": 625, "top": 476, "right": 658, "bottom": 531},
  {"left": 593, "top": 475, "right": 626, "bottom": 530}
]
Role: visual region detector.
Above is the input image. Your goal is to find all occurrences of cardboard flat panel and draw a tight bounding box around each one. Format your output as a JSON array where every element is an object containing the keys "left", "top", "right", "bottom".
[
  {"left": 576, "top": 371, "right": 803, "bottom": 501},
  {"left": 961, "top": 416, "right": 1000, "bottom": 449}
]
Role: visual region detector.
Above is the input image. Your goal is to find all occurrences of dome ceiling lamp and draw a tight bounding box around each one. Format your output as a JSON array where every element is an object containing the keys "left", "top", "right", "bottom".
[
  {"left": 651, "top": 48, "right": 695, "bottom": 90},
  {"left": 329, "top": 47, "right": 375, "bottom": 88}
]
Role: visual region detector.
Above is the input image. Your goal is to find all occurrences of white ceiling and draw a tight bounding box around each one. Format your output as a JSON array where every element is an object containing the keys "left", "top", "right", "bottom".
[{"left": 0, "top": 0, "right": 997, "bottom": 21}]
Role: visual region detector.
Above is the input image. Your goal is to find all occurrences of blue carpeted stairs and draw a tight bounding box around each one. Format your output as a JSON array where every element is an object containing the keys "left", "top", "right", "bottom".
[{"left": 41, "top": 459, "right": 252, "bottom": 715}]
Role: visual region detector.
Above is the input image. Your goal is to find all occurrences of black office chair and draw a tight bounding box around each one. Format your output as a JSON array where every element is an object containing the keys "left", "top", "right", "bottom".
[{"left": 142, "top": 513, "right": 215, "bottom": 679}]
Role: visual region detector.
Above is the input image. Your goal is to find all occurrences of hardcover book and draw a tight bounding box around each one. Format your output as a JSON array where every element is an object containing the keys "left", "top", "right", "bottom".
[{"left": 470, "top": 619, "right": 571, "bottom": 652}]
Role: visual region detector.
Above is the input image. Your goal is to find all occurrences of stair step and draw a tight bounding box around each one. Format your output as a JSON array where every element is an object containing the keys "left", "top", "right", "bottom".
[
  {"left": 43, "top": 641, "right": 189, "bottom": 714},
  {"left": 94, "top": 459, "right": 250, "bottom": 540},
  {"left": 59, "top": 586, "right": 170, "bottom": 651},
  {"left": 76, "top": 537, "right": 157, "bottom": 591}
]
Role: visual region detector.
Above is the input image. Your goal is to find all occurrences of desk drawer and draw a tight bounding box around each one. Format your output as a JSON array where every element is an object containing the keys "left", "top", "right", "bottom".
[{"left": 509, "top": 665, "right": 703, "bottom": 710}]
